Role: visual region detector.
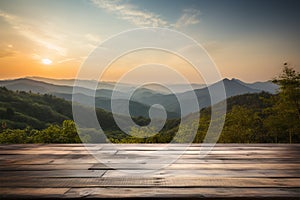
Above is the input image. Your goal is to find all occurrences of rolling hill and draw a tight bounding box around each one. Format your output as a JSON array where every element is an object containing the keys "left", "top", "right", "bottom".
[
  {"left": 0, "top": 77, "right": 279, "bottom": 117},
  {"left": 54, "top": 92, "right": 178, "bottom": 119},
  {"left": 0, "top": 87, "right": 180, "bottom": 129},
  {"left": 131, "top": 78, "right": 263, "bottom": 115},
  {"left": 0, "top": 87, "right": 125, "bottom": 130}
]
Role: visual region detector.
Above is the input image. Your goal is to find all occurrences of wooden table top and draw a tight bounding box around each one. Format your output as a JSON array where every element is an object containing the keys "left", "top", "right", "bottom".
[{"left": 0, "top": 144, "right": 299, "bottom": 199}]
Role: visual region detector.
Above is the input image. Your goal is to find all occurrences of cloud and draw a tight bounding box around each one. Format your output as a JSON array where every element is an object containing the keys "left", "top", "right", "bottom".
[
  {"left": 0, "top": 43, "right": 17, "bottom": 58},
  {"left": 30, "top": 53, "right": 82, "bottom": 64},
  {"left": 0, "top": 49, "right": 15, "bottom": 58},
  {"left": 174, "top": 9, "right": 201, "bottom": 28},
  {"left": 91, "top": 0, "right": 168, "bottom": 27},
  {"left": 57, "top": 57, "right": 83, "bottom": 64},
  {"left": 31, "top": 53, "right": 42, "bottom": 61},
  {"left": 85, "top": 33, "right": 101, "bottom": 43},
  {"left": 0, "top": 10, "right": 67, "bottom": 56},
  {"left": 91, "top": 1, "right": 201, "bottom": 29}
]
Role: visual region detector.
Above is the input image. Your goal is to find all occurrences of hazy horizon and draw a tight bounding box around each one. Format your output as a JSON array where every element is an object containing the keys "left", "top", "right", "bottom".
[{"left": 0, "top": 75, "right": 276, "bottom": 85}]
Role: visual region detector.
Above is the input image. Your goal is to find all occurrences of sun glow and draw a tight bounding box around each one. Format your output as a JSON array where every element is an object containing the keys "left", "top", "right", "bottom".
[{"left": 41, "top": 58, "right": 52, "bottom": 65}]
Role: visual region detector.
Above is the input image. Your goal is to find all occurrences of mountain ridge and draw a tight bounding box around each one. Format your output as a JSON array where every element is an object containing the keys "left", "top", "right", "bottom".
[{"left": 0, "top": 77, "right": 279, "bottom": 117}]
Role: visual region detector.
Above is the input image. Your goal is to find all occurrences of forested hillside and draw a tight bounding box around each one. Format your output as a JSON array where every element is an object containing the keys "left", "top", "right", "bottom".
[
  {"left": 0, "top": 87, "right": 72, "bottom": 129},
  {"left": 0, "top": 87, "right": 179, "bottom": 143},
  {"left": 0, "top": 66, "right": 299, "bottom": 143}
]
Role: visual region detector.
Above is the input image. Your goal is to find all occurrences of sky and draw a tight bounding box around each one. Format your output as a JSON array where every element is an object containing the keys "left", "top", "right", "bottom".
[{"left": 0, "top": 0, "right": 299, "bottom": 84}]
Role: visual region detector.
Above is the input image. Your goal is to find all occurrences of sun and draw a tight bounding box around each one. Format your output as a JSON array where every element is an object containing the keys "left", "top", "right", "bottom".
[{"left": 41, "top": 58, "right": 53, "bottom": 65}]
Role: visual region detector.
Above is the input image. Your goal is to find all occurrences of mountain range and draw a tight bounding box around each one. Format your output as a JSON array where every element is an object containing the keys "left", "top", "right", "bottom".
[{"left": 0, "top": 77, "right": 279, "bottom": 118}]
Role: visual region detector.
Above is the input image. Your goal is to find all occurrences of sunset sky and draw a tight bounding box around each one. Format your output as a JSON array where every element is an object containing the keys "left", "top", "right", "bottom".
[{"left": 0, "top": 0, "right": 299, "bottom": 83}]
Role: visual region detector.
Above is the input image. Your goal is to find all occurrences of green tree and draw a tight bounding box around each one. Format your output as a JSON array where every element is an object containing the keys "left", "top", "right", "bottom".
[
  {"left": 220, "top": 106, "right": 260, "bottom": 143},
  {"left": 173, "top": 120, "right": 198, "bottom": 143},
  {"left": 6, "top": 107, "right": 14, "bottom": 119},
  {"left": 273, "top": 64, "right": 300, "bottom": 119},
  {"left": 128, "top": 126, "right": 157, "bottom": 139},
  {"left": 264, "top": 64, "right": 300, "bottom": 143},
  {"left": 38, "top": 124, "right": 61, "bottom": 143}
]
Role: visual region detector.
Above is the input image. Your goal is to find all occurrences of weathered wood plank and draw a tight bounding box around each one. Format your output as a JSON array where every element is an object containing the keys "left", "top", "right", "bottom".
[
  {"left": 1, "top": 187, "right": 299, "bottom": 199},
  {"left": 89, "top": 163, "right": 300, "bottom": 170},
  {"left": 102, "top": 169, "right": 300, "bottom": 178},
  {"left": 0, "top": 144, "right": 299, "bottom": 199},
  {"left": 0, "top": 170, "right": 106, "bottom": 178},
  {"left": 0, "top": 188, "right": 69, "bottom": 199},
  {"left": 64, "top": 187, "right": 300, "bottom": 199},
  {"left": 0, "top": 177, "right": 299, "bottom": 188}
]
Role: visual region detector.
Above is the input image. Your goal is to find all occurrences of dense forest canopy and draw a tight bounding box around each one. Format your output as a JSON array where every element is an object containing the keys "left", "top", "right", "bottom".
[{"left": 0, "top": 66, "right": 299, "bottom": 143}]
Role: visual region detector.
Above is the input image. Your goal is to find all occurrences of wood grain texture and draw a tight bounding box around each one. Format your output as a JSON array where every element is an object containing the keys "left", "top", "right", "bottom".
[{"left": 0, "top": 144, "right": 299, "bottom": 199}]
